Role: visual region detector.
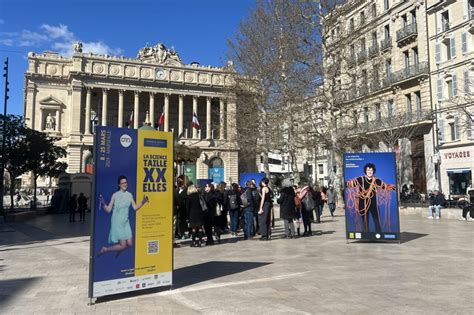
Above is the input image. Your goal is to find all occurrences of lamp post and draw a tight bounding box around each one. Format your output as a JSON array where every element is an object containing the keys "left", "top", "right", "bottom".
[{"left": 1, "top": 58, "right": 10, "bottom": 218}]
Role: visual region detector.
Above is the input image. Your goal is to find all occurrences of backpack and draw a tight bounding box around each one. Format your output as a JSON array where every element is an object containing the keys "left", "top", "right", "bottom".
[
  {"left": 240, "top": 190, "right": 250, "bottom": 208},
  {"left": 302, "top": 195, "right": 315, "bottom": 211},
  {"left": 228, "top": 193, "right": 239, "bottom": 210},
  {"left": 252, "top": 189, "right": 261, "bottom": 205},
  {"left": 294, "top": 195, "right": 302, "bottom": 208}
]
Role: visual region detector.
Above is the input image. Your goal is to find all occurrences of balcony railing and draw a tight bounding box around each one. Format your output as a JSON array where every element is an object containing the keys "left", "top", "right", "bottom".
[
  {"left": 396, "top": 23, "right": 417, "bottom": 42},
  {"left": 380, "top": 37, "right": 392, "bottom": 51},
  {"left": 368, "top": 44, "right": 379, "bottom": 57},
  {"left": 389, "top": 61, "right": 429, "bottom": 84},
  {"left": 357, "top": 50, "right": 367, "bottom": 63}
]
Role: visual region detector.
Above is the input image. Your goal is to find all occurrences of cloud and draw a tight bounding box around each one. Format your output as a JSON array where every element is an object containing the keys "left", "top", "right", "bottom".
[{"left": 0, "top": 23, "right": 123, "bottom": 57}]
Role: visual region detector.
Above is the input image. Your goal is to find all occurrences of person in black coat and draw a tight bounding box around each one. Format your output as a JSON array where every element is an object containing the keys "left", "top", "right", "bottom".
[
  {"left": 69, "top": 194, "right": 78, "bottom": 222},
  {"left": 203, "top": 183, "right": 221, "bottom": 245},
  {"left": 174, "top": 176, "right": 188, "bottom": 239},
  {"left": 186, "top": 185, "right": 204, "bottom": 247},
  {"left": 277, "top": 179, "right": 297, "bottom": 238},
  {"left": 312, "top": 186, "right": 323, "bottom": 223},
  {"left": 77, "top": 193, "right": 87, "bottom": 222}
]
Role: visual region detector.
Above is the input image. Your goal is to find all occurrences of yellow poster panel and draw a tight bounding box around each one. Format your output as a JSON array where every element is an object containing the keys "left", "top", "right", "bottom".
[{"left": 135, "top": 130, "right": 173, "bottom": 277}]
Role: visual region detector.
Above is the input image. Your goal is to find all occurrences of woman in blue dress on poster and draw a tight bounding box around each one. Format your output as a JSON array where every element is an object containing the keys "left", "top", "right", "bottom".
[{"left": 97, "top": 175, "right": 148, "bottom": 257}]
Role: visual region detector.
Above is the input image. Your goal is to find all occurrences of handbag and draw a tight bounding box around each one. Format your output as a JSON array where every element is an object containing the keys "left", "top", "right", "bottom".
[{"left": 199, "top": 195, "right": 208, "bottom": 212}]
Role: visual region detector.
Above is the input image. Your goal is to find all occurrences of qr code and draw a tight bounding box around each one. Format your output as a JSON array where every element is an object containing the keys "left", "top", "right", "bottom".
[{"left": 147, "top": 240, "right": 159, "bottom": 254}]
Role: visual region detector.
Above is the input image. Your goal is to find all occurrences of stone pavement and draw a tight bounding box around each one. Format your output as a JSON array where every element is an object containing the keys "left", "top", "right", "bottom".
[{"left": 0, "top": 209, "right": 473, "bottom": 314}]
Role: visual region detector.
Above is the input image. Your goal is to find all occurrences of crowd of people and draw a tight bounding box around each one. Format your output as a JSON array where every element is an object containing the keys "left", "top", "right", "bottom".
[{"left": 173, "top": 175, "right": 338, "bottom": 247}]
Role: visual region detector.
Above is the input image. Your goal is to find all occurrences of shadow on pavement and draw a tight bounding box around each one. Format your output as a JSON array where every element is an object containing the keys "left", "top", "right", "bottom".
[
  {"left": 95, "top": 261, "right": 271, "bottom": 304},
  {"left": 0, "top": 277, "right": 41, "bottom": 307},
  {"left": 400, "top": 231, "right": 428, "bottom": 244}
]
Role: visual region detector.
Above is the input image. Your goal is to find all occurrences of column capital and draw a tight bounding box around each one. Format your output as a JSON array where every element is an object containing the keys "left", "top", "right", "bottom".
[
  {"left": 193, "top": 95, "right": 199, "bottom": 101},
  {"left": 134, "top": 90, "right": 140, "bottom": 96},
  {"left": 102, "top": 88, "right": 109, "bottom": 94},
  {"left": 118, "top": 89, "right": 125, "bottom": 95},
  {"left": 85, "top": 86, "right": 92, "bottom": 93},
  {"left": 149, "top": 91, "right": 156, "bottom": 96},
  {"left": 164, "top": 93, "right": 170, "bottom": 98},
  {"left": 179, "top": 94, "right": 185, "bottom": 99}
]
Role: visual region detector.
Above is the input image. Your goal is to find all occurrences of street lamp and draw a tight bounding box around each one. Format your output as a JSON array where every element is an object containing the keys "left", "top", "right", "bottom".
[{"left": 1, "top": 58, "right": 10, "bottom": 218}]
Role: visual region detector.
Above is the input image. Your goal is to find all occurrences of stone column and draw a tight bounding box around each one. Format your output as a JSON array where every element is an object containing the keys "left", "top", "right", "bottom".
[
  {"left": 219, "top": 98, "right": 225, "bottom": 140},
  {"left": 118, "top": 89, "right": 124, "bottom": 128},
  {"left": 55, "top": 110, "right": 60, "bottom": 132},
  {"left": 206, "top": 97, "right": 211, "bottom": 139},
  {"left": 164, "top": 93, "right": 170, "bottom": 132},
  {"left": 39, "top": 109, "right": 44, "bottom": 131},
  {"left": 70, "top": 81, "right": 82, "bottom": 134},
  {"left": 25, "top": 83, "right": 36, "bottom": 129},
  {"left": 85, "top": 87, "right": 91, "bottom": 134},
  {"left": 178, "top": 94, "right": 184, "bottom": 137},
  {"left": 193, "top": 96, "right": 198, "bottom": 139},
  {"left": 226, "top": 98, "right": 237, "bottom": 141},
  {"left": 134, "top": 91, "right": 139, "bottom": 129},
  {"left": 101, "top": 88, "right": 108, "bottom": 126},
  {"left": 149, "top": 92, "right": 155, "bottom": 127}
]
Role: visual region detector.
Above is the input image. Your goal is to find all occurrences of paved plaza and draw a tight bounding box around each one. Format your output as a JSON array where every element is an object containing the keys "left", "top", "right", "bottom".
[{"left": 0, "top": 209, "right": 472, "bottom": 314}]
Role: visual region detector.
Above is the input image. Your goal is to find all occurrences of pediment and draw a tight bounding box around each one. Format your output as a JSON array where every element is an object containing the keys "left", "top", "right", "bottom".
[{"left": 39, "top": 95, "right": 64, "bottom": 106}]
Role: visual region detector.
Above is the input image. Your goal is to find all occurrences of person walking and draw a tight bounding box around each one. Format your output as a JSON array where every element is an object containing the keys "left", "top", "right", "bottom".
[
  {"left": 258, "top": 178, "right": 273, "bottom": 241},
  {"left": 77, "top": 193, "right": 87, "bottom": 222},
  {"left": 326, "top": 185, "right": 337, "bottom": 217},
  {"left": 69, "top": 194, "right": 78, "bottom": 222},
  {"left": 301, "top": 186, "right": 315, "bottom": 236},
  {"left": 277, "top": 179, "right": 297, "bottom": 238},
  {"left": 312, "top": 186, "right": 323, "bottom": 223},
  {"left": 186, "top": 185, "right": 204, "bottom": 247}
]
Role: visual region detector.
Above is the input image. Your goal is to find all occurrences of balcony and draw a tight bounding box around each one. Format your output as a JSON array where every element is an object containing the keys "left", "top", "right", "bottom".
[
  {"left": 389, "top": 61, "right": 429, "bottom": 85},
  {"left": 357, "top": 50, "right": 367, "bottom": 63},
  {"left": 396, "top": 23, "right": 417, "bottom": 44},
  {"left": 368, "top": 44, "right": 379, "bottom": 57},
  {"left": 380, "top": 37, "right": 392, "bottom": 51}
]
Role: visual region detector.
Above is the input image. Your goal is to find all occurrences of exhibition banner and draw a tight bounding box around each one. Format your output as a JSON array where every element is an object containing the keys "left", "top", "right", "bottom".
[
  {"left": 89, "top": 127, "right": 173, "bottom": 298},
  {"left": 343, "top": 152, "right": 400, "bottom": 241}
]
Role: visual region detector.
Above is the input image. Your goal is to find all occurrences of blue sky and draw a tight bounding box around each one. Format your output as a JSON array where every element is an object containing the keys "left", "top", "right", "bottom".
[{"left": 0, "top": 0, "right": 255, "bottom": 115}]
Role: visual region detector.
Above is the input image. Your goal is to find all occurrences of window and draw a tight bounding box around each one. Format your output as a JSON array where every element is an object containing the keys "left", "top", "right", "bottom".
[
  {"left": 402, "top": 14, "right": 408, "bottom": 28},
  {"left": 384, "top": 0, "right": 390, "bottom": 11},
  {"left": 373, "top": 64, "right": 380, "bottom": 81},
  {"left": 469, "top": 0, "right": 474, "bottom": 19},
  {"left": 375, "top": 103, "right": 382, "bottom": 120},
  {"left": 350, "top": 44, "right": 355, "bottom": 57},
  {"left": 364, "top": 107, "right": 369, "bottom": 122},
  {"left": 415, "top": 91, "right": 422, "bottom": 119},
  {"left": 360, "top": 37, "right": 366, "bottom": 51},
  {"left": 387, "top": 100, "right": 395, "bottom": 117},
  {"left": 318, "top": 164, "right": 324, "bottom": 175},
  {"left": 384, "top": 24, "right": 390, "bottom": 39},
  {"left": 353, "top": 110, "right": 359, "bottom": 126},
  {"left": 350, "top": 18, "right": 354, "bottom": 31},
  {"left": 403, "top": 51, "right": 410, "bottom": 68},
  {"left": 360, "top": 11, "right": 366, "bottom": 25},
  {"left": 443, "top": 38, "right": 455, "bottom": 60},
  {"left": 447, "top": 79, "right": 454, "bottom": 98},
  {"left": 371, "top": 3, "right": 377, "bottom": 18},
  {"left": 410, "top": 10, "right": 416, "bottom": 25},
  {"left": 449, "top": 121, "right": 456, "bottom": 141},
  {"left": 372, "top": 32, "right": 377, "bottom": 46},
  {"left": 441, "top": 11, "right": 449, "bottom": 32},
  {"left": 405, "top": 94, "right": 412, "bottom": 120},
  {"left": 385, "top": 58, "right": 392, "bottom": 76},
  {"left": 412, "top": 47, "right": 419, "bottom": 65},
  {"left": 362, "top": 69, "right": 368, "bottom": 85}
]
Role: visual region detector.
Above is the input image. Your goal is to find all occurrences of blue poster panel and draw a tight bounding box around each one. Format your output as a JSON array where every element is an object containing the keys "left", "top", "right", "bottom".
[
  {"left": 343, "top": 152, "right": 400, "bottom": 241},
  {"left": 89, "top": 126, "right": 174, "bottom": 298}
]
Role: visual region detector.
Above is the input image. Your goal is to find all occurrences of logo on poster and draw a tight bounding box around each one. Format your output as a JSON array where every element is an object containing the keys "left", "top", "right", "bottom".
[{"left": 120, "top": 134, "right": 132, "bottom": 147}]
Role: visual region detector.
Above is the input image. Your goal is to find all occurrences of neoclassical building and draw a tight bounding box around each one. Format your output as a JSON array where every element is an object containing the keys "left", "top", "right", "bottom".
[{"left": 24, "top": 42, "right": 239, "bottom": 185}]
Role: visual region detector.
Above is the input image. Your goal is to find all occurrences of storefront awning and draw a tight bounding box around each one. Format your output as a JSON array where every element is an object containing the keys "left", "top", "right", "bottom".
[{"left": 447, "top": 169, "right": 471, "bottom": 174}]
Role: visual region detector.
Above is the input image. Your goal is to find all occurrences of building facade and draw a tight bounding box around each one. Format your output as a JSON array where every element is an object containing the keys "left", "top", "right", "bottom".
[
  {"left": 427, "top": 0, "right": 474, "bottom": 197},
  {"left": 23, "top": 43, "right": 239, "bottom": 186},
  {"left": 322, "top": 0, "right": 439, "bottom": 194}
]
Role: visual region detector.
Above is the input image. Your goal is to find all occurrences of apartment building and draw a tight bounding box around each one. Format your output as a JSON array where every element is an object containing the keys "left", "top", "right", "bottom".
[
  {"left": 323, "top": 0, "right": 434, "bottom": 193},
  {"left": 427, "top": 0, "right": 474, "bottom": 197}
]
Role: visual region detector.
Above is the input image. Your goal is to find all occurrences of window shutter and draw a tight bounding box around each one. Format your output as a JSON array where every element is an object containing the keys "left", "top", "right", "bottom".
[
  {"left": 438, "top": 118, "right": 445, "bottom": 142},
  {"left": 436, "top": 12, "right": 442, "bottom": 34},
  {"left": 435, "top": 43, "right": 441, "bottom": 64},
  {"left": 454, "top": 116, "right": 460, "bottom": 140},
  {"left": 453, "top": 74, "right": 458, "bottom": 97},
  {"left": 463, "top": 0, "right": 468, "bottom": 20},
  {"left": 462, "top": 32, "right": 467, "bottom": 54},
  {"left": 437, "top": 78, "right": 444, "bottom": 100},
  {"left": 450, "top": 37, "right": 456, "bottom": 59},
  {"left": 467, "top": 113, "right": 473, "bottom": 139},
  {"left": 464, "top": 70, "right": 470, "bottom": 95}
]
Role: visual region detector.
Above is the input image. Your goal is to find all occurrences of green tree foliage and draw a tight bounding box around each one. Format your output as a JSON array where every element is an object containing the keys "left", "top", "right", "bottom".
[{"left": 1, "top": 115, "right": 67, "bottom": 209}]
